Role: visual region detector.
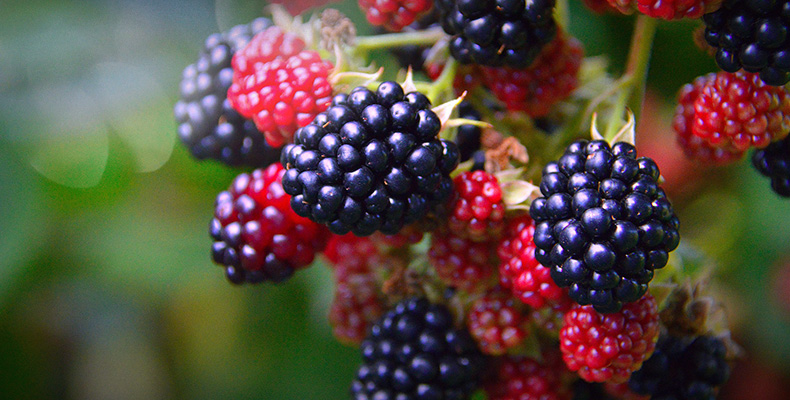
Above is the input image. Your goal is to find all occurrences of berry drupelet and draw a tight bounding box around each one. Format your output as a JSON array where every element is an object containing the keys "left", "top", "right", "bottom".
[
  {"left": 560, "top": 294, "right": 660, "bottom": 384},
  {"left": 703, "top": 0, "right": 790, "bottom": 86},
  {"left": 753, "top": 134, "right": 790, "bottom": 196},
  {"left": 455, "top": 101, "right": 483, "bottom": 162},
  {"left": 628, "top": 334, "right": 731, "bottom": 400},
  {"left": 209, "top": 164, "right": 330, "bottom": 284},
  {"left": 358, "top": 0, "right": 435, "bottom": 32},
  {"left": 281, "top": 81, "right": 460, "bottom": 236},
  {"left": 174, "top": 18, "right": 282, "bottom": 167},
  {"left": 350, "top": 297, "right": 487, "bottom": 400},
  {"left": 529, "top": 140, "right": 680, "bottom": 313},
  {"left": 434, "top": 0, "right": 558, "bottom": 68},
  {"left": 448, "top": 170, "right": 506, "bottom": 242}
]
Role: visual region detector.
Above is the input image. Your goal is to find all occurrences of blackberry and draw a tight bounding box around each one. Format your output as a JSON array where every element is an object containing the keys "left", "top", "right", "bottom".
[
  {"left": 703, "top": 0, "right": 790, "bottom": 86},
  {"left": 456, "top": 101, "right": 482, "bottom": 162},
  {"left": 434, "top": 0, "right": 558, "bottom": 68},
  {"left": 629, "top": 334, "right": 731, "bottom": 400},
  {"left": 529, "top": 140, "right": 680, "bottom": 313},
  {"left": 209, "top": 164, "right": 329, "bottom": 284},
  {"left": 174, "top": 18, "right": 282, "bottom": 167},
  {"left": 281, "top": 81, "right": 460, "bottom": 236},
  {"left": 350, "top": 297, "right": 486, "bottom": 400},
  {"left": 752, "top": 134, "right": 790, "bottom": 196}
]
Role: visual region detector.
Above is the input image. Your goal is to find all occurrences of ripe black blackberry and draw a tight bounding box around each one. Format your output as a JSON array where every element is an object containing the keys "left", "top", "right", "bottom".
[
  {"left": 529, "top": 140, "right": 680, "bottom": 313},
  {"left": 434, "top": 0, "right": 558, "bottom": 68},
  {"left": 350, "top": 297, "right": 486, "bottom": 400},
  {"left": 174, "top": 18, "right": 282, "bottom": 167},
  {"left": 703, "top": 0, "right": 790, "bottom": 86},
  {"left": 628, "top": 334, "right": 731, "bottom": 400},
  {"left": 455, "top": 101, "right": 483, "bottom": 162},
  {"left": 280, "top": 81, "right": 460, "bottom": 236},
  {"left": 752, "top": 135, "right": 790, "bottom": 197}
]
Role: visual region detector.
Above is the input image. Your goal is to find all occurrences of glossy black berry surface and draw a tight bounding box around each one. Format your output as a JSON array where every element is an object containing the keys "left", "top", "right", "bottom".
[
  {"left": 350, "top": 298, "right": 486, "bottom": 400},
  {"left": 529, "top": 140, "right": 680, "bottom": 313},
  {"left": 281, "top": 82, "right": 460, "bottom": 236},
  {"left": 703, "top": 0, "right": 790, "bottom": 86},
  {"left": 752, "top": 134, "right": 790, "bottom": 196},
  {"left": 174, "top": 18, "right": 282, "bottom": 167},
  {"left": 629, "top": 334, "right": 731, "bottom": 400},
  {"left": 455, "top": 101, "right": 482, "bottom": 162},
  {"left": 434, "top": 0, "right": 557, "bottom": 68}
]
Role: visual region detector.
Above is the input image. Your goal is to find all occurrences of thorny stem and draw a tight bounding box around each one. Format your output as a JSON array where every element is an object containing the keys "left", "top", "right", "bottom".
[
  {"left": 603, "top": 15, "right": 658, "bottom": 141},
  {"left": 353, "top": 27, "right": 446, "bottom": 56}
]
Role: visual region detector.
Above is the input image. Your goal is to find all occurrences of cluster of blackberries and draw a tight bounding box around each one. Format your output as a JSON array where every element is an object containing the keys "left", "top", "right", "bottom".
[
  {"left": 281, "top": 81, "right": 460, "bottom": 236},
  {"left": 530, "top": 140, "right": 680, "bottom": 313},
  {"left": 174, "top": 18, "right": 282, "bottom": 167},
  {"left": 629, "top": 334, "right": 731, "bottom": 400},
  {"left": 435, "top": 0, "right": 557, "bottom": 68},
  {"left": 753, "top": 135, "right": 790, "bottom": 197},
  {"left": 703, "top": 0, "right": 790, "bottom": 86},
  {"left": 350, "top": 297, "right": 486, "bottom": 400}
]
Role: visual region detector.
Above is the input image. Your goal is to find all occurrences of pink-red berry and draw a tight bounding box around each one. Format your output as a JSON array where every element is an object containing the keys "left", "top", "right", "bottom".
[
  {"left": 229, "top": 29, "right": 334, "bottom": 147},
  {"left": 358, "top": 0, "right": 433, "bottom": 32},
  {"left": 605, "top": 0, "right": 722, "bottom": 19},
  {"left": 448, "top": 170, "right": 506, "bottom": 242},
  {"left": 481, "top": 31, "right": 583, "bottom": 118},
  {"left": 673, "top": 71, "right": 790, "bottom": 164},
  {"left": 210, "top": 163, "right": 330, "bottom": 284},
  {"left": 498, "top": 215, "right": 570, "bottom": 310},
  {"left": 484, "top": 352, "right": 572, "bottom": 400},
  {"left": 329, "top": 271, "right": 386, "bottom": 345},
  {"left": 560, "top": 294, "right": 660, "bottom": 384},
  {"left": 467, "top": 288, "right": 530, "bottom": 355},
  {"left": 428, "top": 232, "right": 497, "bottom": 292}
]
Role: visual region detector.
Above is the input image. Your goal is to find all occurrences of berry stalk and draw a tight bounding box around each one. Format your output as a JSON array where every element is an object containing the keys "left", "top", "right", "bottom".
[
  {"left": 604, "top": 15, "right": 658, "bottom": 141},
  {"left": 352, "top": 26, "right": 446, "bottom": 56}
]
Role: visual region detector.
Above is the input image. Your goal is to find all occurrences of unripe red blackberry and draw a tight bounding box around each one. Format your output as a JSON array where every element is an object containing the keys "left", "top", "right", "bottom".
[
  {"left": 358, "top": 0, "right": 434, "bottom": 32},
  {"left": 434, "top": 0, "right": 558, "bottom": 68},
  {"left": 628, "top": 334, "right": 731, "bottom": 400},
  {"left": 530, "top": 140, "right": 680, "bottom": 313},
  {"left": 174, "top": 18, "right": 282, "bottom": 167},
  {"left": 498, "top": 215, "right": 570, "bottom": 310},
  {"left": 673, "top": 71, "right": 790, "bottom": 163},
  {"left": 209, "top": 164, "right": 330, "bottom": 284},
  {"left": 482, "top": 31, "right": 583, "bottom": 118},
  {"left": 448, "top": 170, "right": 506, "bottom": 242},
  {"left": 560, "top": 294, "right": 660, "bottom": 384},
  {"left": 428, "top": 232, "right": 498, "bottom": 292},
  {"left": 606, "top": 0, "right": 722, "bottom": 19},
  {"left": 466, "top": 288, "right": 530, "bottom": 355},
  {"left": 281, "top": 82, "right": 460, "bottom": 236},
  {"left": 350, "top": 298, "right": 487, "bottom": 399},
  {"left": 753, "top": 134, "right": 790, "bottom": 197},
  {"left": 330, "top": 272, "right": 386, "bottom": 345},
  {"left": 703, "top": 0, "right": 790, "bottom": 86},
  {"left": 484, "top": 352, "right": 572, "bottom": 400}
]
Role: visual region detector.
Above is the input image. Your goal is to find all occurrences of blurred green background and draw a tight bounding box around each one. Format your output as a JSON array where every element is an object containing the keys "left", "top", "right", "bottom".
[{"left": 1, "top": 0, "right": 789, "bottom": 399}]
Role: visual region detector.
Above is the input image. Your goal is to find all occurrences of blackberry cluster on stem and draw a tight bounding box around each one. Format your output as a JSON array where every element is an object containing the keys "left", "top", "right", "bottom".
[
  {"left": 174, "top": 18, "right": 282, "bottom": 168},
  {"left": 434, "top": 0, "right": 558, "bottom": 68},
  {"left": 281, "top": 81, "right": 460, "bottom": 236},
  {"left": 530, "top": 139, "right": 680, "bottom": 313}
]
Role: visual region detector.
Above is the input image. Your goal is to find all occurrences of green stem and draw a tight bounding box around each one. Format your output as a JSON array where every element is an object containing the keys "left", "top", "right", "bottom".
[
  {"left": 555, "top": 0, "right": 571, "bottom": 30},
  {"left": 353, "top": 27, "right": 446, "bottom": 56},
  {"left": 603, "top": 15, "right": 658, "bottom": 141}
]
